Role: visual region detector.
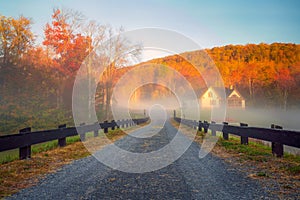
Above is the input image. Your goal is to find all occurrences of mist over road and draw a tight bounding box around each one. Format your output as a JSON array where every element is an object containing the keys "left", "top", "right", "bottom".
[{"left": 7, "top": 121, "right": 275, "bottom": 200}]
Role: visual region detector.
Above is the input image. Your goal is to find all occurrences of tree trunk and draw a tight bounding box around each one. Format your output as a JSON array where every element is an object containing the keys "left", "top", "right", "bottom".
[
  {"left": 105, "top": 81, "right": 112, "bottom": 120},
  {"left": 56, "top": 89, "right": 60, "bottom": 109},
  {"left": 56, "top": 80, "right": 65, "bottom": 109},
  {"left": 248, "top": 78, "right": 252, "bottom": 101},
  {"left": 87, "top": 59, "right": 92, "bottom": 121},
  {"left": 283, "top": 88, "right": 288, "bottom": 111},
  {"left": 248, "top": 77, "right": 256, "bottom": 105}
]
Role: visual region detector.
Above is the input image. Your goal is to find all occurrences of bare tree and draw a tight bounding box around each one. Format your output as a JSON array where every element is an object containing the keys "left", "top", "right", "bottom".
[
  {"left": 97, "top": 27, "right": 142, "bottom": 120},
  {"left": 81, "top": 21, "right": 142, "bottom": 120}
]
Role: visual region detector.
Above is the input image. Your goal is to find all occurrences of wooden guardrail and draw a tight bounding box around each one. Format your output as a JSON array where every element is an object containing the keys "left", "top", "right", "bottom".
[
  {"left": 0, "top": 118, "right": 149, "bottom": 160},
  {"left": 174, "top": 117, "right": 300, "bottom": 157}
]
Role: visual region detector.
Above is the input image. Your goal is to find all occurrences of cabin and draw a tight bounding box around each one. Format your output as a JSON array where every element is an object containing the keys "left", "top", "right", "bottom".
[{"left": 200, "top": 86, "right": 245, "bottom": 109}]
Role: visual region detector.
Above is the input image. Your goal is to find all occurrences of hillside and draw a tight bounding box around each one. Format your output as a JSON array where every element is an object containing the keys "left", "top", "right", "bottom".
[
  {"left": 1, "top": 42, "right": 299, "bottom": 135},
  {"left": 133, "top": 43, "right": 300, "bottom": 108}
]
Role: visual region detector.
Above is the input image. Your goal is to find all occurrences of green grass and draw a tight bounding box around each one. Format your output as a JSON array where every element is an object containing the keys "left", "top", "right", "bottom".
[
  {"left": 219, "top": 137, "right": 272, "bottom": 157},
  {"left": 0, "top": 149, "right": 19, "bottom": 164},
  {"left": 218, "top": 135, "right": 300, "bottom": 163},
  {"left": 0, "top": 134, "right": 83, "bottom": 164},
  {"left": 286, "top": 165, "right": 300, "bottom": 174},
  {"left": 284, "top": 153, "right": 300, "bottom": 162},
  {"left": 256, "top": 171, "right": 268, "bottom": 177},
  {"left": 66, "top": 135, "right": 81, "bottom": 144},
  {"left": 25, "top": 133, "right": 87, "bottom": 155},
  {"left": 216, "top": 135, "right": 300, "bottom": 174},
  {"left": 31, "top": 141, "right": 59, "bottom": 154}
]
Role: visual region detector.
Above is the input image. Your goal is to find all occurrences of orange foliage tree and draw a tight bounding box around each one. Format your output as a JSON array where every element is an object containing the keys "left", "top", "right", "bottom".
[
  {"left": 0, "top": 15, "right": 34, "bottom": 66},
  {"left": 43, "top": 9, "right": 91, "bottom": 108},
  {"left": 275, "top": 67, "right": 296, "bottom": 110}
]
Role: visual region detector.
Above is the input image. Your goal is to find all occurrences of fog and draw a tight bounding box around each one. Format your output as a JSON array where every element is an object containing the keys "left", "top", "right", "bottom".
[
  {"left": 223, "top": 107, "right": 300, "bottom": 155},
  {"left": 224, "top": 108, "right": 300, "bottom": 131},
  {"left": 114, "top": 84, "right": 300, "bottom": 131},
  {"left": 175, "top": 106, "right": 300, "bottom": 154}
]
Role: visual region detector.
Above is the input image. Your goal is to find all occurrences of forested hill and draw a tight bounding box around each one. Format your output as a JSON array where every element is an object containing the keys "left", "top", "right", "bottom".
[
  {"left": 139, "top": 43, "right": 300, "bottom": 108},
  {"left": 1, "top": 12, "right": 298, "bottom": 136}
]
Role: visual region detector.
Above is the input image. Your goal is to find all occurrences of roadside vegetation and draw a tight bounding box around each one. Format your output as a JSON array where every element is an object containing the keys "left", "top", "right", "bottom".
[
  {"left": 0, "top": 135, "right": 80, "bottom": 164},
  {"left": 171, "top": 119, "right": 300, "bottom": 199},
  {"left": 0, "top": 124, "right": 146, "bottom": 198}
]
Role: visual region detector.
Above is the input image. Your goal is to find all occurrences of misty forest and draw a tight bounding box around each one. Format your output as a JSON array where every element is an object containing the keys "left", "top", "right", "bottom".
[{"left": 0, "top": 9, "right": 300, "bottom": 135}]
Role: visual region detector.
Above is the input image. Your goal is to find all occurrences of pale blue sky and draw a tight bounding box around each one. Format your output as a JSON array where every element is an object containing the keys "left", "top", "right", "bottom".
[{"left": 1, "top": 0, "right": 299, "bottom": 49}]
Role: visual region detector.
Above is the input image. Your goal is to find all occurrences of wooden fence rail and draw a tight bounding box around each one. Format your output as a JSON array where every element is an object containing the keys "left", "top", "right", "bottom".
[
  {"left": 174, "top": 117, "right": 300, "bottom": 157},
  {"left": 0, "top": 117, "right": 149, "bottom": 160}
]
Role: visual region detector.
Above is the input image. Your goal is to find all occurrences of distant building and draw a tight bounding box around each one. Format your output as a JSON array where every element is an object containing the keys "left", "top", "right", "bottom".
[{"left": 200, "top": 86, "right": 245, "bottom": 109}]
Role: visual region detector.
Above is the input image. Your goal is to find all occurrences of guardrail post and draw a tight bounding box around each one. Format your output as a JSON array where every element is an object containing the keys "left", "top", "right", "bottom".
[
  {"left": 203, "top": 121, "right": 208, "bottom": 133},
  {"left": 104, "top": 120, "right": 109, "bottom": 133},
  {"left": 222, "top": 122, "right": 229, "bottom": 140},
  {"left": 94, "top": 129, "right": 99, "bottom": 137},
  {"left": 198, "top": 121, "right": 202, "bottom": 132},
  {"left": 119, "top": 119, "right": 123, "bottom": 128},
  {"left": 19, "top": 127, "right": 31, "bottom": 160},
  {"left": 94, "top": 122, "right": 99, "bottom": 137},
  {"left": 211, "top": 121, "right": 216, "bottom": 136},
  {"left": 123, "top": 120, "right": 126, "bottom": 128},
  {"left": 116, "top": 120, "right": 120, "bottom": 129},
  {"left": 193, "top": 120, "right": 197, "bottom": 130},
  {"left": 58, "top": 124, "right": 67, "bottom": 147},
  {"left": 240, "top": 123, "right": 248, "bottom": 145},
  {"left": 111, "top": 120, "right": 115, "bottom": 130},
  {"left": 271, "top": 124, "right": 284, "bottom": 157},
  {"left": 80, "top": 123, "right": 86, "bottom": 141}
]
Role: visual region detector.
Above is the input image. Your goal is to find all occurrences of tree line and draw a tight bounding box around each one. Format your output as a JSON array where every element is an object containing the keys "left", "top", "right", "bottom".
[
  {"left": 206, "top": 43, "right": 299, "bottom": 109},
  {"left": 139, "top": 43, "right": 299, "bottom": 109},
  {"left": 0, "top": 9, "right": 140, "bottom": 134},
  {"left": 0, "top": 9, "right": 299, "bottom": 135}
]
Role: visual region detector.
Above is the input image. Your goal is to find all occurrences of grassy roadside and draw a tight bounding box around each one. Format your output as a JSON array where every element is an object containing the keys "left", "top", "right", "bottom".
[
  {"left": 0, "top": 135, "right": 81, "bottom": 164},
  {"left": 170, "top": 119, "right": 300, "bottom": 199},
  {"left": 0, "top": 124, "right": 147, "bottom": 199}
]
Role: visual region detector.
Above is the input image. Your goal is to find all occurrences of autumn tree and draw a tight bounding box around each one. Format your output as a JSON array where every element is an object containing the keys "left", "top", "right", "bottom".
[
  {"left": 21, "top": 46, "right": 58, "bottom": 103},
  {"left": 43, "top": 9, "right": 91, "bottom": 108},
  {"left": 0, "top": 15, "right": 34, "bottom": 66},
  {"left": 0, "top": 15, "right": 35, "bottom": 113},
  {"left": 275, "top": 67, "right": 295, "bottom": 110}
]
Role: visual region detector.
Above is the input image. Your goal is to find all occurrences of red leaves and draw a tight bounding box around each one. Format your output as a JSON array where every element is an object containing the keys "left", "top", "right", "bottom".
[
  {"left": 52, "top": 9, "right": 60, "bottom": 19},
  {"left": 43, "top": 9, "right": 91, "bottom": 77}
]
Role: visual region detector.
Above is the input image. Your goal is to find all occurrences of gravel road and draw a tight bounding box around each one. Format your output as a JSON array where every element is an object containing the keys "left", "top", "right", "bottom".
[{"left": 7, "top": 120, "right": 276, "bottom": 200}]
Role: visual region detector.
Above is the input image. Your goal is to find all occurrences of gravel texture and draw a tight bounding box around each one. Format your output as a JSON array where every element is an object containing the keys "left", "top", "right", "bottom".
[{"left": 7, "top": 121, "right": 276, "bottom": 199}]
